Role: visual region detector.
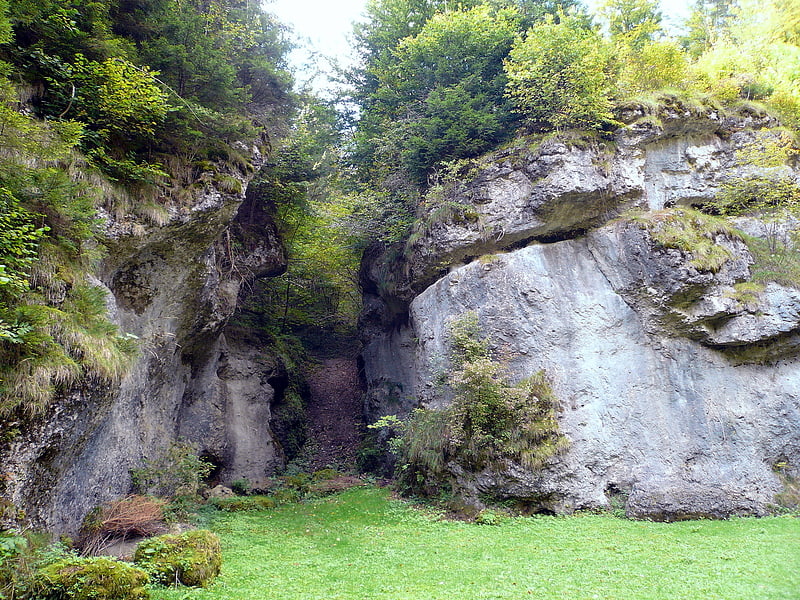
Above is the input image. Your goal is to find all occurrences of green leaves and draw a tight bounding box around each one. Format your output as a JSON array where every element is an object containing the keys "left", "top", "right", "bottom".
[
  {"left": 58, "top": 55, "right": 170, "bottom": 151},
  {"left": 0, "top": 187, "right": 47, "bottom": 300},
  {"left": 130, "top": 440, "right": 213, "bottom": 500},
  {"left": 598, "top": 0, "right": 663, "bottom": 50},
  {"left": 505, "top": 14, "right": 616, "bottom": 131},
  {"left": 391, "top": 5, "right": 520, "bottom": 98},
  {"left": 613, "top": 40, "right": 690, "bottom": 96},
  {"left": 0, "top": 0, "right": 11, "bottom": 46},
  {"left": 3, "top": 0, "right": 293, "bottom": 186},
  {"left": 378, "top": 312, "right": 566, "bottom": 495},
  {"left": 357, "top": 4, "right": 522, "bottom": 185}
]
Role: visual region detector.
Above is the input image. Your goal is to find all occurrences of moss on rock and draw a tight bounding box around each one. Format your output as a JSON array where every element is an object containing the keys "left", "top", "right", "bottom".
[
  {"left": 38, "top": 557, "right": 149, "bottom": 600},
  {"left": 210, "top": 496, "right": 276, "bottom": 512},
  {"left": 133, "top": 529, "right": 221, "bottom": 588}
]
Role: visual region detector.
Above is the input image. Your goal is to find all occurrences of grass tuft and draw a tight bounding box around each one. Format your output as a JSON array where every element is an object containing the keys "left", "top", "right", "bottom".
[
  {"left": 628, "top": 208, "right": 741, "bottom": 272},
  {"left": 0, "top": 283, "right": 137, "bottom": 417}
]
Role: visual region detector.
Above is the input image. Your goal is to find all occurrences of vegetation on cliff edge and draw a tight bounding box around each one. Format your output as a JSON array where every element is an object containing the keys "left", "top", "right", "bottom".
[{"left": 0, "top": 0, "right": 295, "bottom": 416}]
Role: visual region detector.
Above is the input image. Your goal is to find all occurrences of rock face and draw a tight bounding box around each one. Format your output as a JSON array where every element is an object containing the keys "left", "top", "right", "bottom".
[
  {"left": 361, "top": 106, "right": 800, "bottom": 519},
  {"left": 394, "top": 103, "right": 779, "bottom": 296},
  {"left": 1, "top": 155, "right": 289, "bottom": 534}
]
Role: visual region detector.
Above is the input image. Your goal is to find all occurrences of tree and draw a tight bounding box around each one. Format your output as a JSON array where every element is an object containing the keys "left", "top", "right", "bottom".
[
  {"left": 0, "top": 188, "right": 47, "bottom": 303},
  {"left": 614, "top": 40, "right": 690, "bottom": 96},
  {"left": 505, "top": 14, "right": 615, "bottom": 130},
  {"left": 501, "top": 0, "right": 590, "bottom": 27},
  {"left": 70, "top": 56, "right": 170, "bottom": 140},
  {"left": 238, "top": 96, "right": 366, "bottom": 344},
  {"left": 351, "top": 0, "right": 452, "bottom": 100},
  {"left": 0, "top": 0, "right": 11, "bottom": 47},
  {"left": 598, "top": 0, "right": 687, "bottom": 97},
  {"left": 391, "top": 5, "right": 521, "bottom": 181},
  {"left": 599, "top": 0, "right": 663, "bottom": 50},
  {"left": 1, "top": 0, "right": 294, "bottom": 208},
  {"left": 348, "top": 0, "right": 588, "bottom": 195},
  {"left": 685, "top": 0, "right": 800, "bottom": 124},
  {"left": 682, "top": 0, "right": 737, "bottom": 56},
  {"left": 354, "top": 4, "right": 521, "bottom": 186},
  {"left": 775, "top": 0, "right": 800, "bottom": 45},
  {"left": 5, "top": 0, "right": 121, "bottom": 62}
]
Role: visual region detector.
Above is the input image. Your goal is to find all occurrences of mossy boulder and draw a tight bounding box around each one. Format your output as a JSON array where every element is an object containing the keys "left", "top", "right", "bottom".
[
  {"left": 309, "top": 476, "right": 365, "bottom": 495},
  {"left": 210, "top": 495, "right": 275, "bottom": 512},
  {"left": 39, "top": 557, "right": 149, "bottom": 600},
  {"left": 133, "top": 529, "right": 221, "bottom": 587}
]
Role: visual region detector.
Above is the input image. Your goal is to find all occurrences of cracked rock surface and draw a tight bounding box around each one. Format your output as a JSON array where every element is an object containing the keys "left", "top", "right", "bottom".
[{"left": 361, "top": 110, "right": 800, "bottom": 519}]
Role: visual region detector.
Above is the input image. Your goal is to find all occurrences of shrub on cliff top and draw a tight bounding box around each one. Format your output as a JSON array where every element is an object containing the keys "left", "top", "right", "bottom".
[
  {"left": 133, "top": 529, "right": 221, "bottom": 588},
  {"left": 505, "top": 14, "right": 616, "bottom": 131},
  {"left": 38, "top": 556, "right": 149, "bottom": 600}
]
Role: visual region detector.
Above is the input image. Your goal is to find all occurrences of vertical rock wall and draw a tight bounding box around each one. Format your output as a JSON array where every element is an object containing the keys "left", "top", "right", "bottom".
[
  {"left": 360, "top": 107, "right": 800, "bottom": 518},
  {"left": 2, "top": 157, "right": 289, "bottom": 534}
]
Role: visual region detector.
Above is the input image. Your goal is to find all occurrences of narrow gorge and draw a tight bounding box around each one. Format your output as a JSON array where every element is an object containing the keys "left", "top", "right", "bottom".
[
  {"left": 3, "top": 100, "right": 800, "bottom": 535},
  {"left": 1, "top": 0, "right": 800, "bottom": 546}
]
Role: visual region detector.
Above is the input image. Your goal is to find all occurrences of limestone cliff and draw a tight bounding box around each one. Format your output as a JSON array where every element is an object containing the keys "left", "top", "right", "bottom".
[
  {"left": 361, "top": 102, "right": 800, "bottom": 519},
  {"left": 1, "top": 148, "right": 288, "bottom": 534}
]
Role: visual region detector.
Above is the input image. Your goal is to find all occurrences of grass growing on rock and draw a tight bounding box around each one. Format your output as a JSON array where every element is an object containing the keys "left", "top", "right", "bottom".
[
  {"left": 743, "top": 233, "right": 800, "bottom": 289},
  {"left": 629, "top": 208, "right": 741, "bottom": 272},
  {"left": 150, "top": 486, "right": 800, "bottom": 600}
]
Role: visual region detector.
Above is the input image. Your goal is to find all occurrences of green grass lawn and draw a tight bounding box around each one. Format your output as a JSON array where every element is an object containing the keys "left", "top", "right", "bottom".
[{"left": 151, "top": 486, "right": 800, "bottom": 600}]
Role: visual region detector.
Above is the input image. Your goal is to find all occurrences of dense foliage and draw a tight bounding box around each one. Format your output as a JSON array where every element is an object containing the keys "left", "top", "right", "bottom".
[
  {"left": 235, "top": 97, "right": 365, "bottom": 350},
  {"left": 345, "top": 0, "right": 800, "bottom": 246},
  {"left": 356, "top": 5, "right": 521, "bottom": 185},
  {"left": 2, "top": 0, "right": 294, "bottom": 185},
  {"left": 350, "top": 0, "right": 585, "bottom": 192},
  {"left": 372, "top": 312, "right": 566, "bottom": 496},
  {"left": 505, "top": 13, "right": 615, "bottom": 130},
  {"left": 0, "top": 101, "right": 139, "bottom": 416},
  {"left": 0, "top": 0, "right": 295, "bottom": 415}
]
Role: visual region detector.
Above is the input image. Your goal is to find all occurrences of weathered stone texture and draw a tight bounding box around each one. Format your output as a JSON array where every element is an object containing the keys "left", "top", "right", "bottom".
[
  {"left": 2, "top": 158, "right": 288, "bottom": 534},
  {"left": 362, "top": 110, "right": 800, "bottom": 519}
]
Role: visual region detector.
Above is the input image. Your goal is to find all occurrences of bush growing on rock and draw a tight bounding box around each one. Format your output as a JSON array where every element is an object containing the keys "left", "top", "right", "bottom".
[
  {"left": 130, "top": 441, "right": 213, "bottom": 500},
  {"left": 133, "top": 530, "right": 221, "bottom": 588},
  {"left": 505, "top": 14, "right": 616, "bottom": 131},
  {"left": 372, "top": 312, "right": 567, "bottom": 497},
  {"left": 629, "top": 208, "right": 740, "bottom": 273},
  {"left": 38, "top": 557, "right": 150, "bottom": 600}
]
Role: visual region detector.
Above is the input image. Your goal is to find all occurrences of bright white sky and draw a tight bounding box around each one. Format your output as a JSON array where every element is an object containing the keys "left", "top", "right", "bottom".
[
  {"left": 265, "top": 0, "right": 365, "bottom": 89},
  {"left": 265, "top": 0, "right": 694, "bottom": 89}
]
